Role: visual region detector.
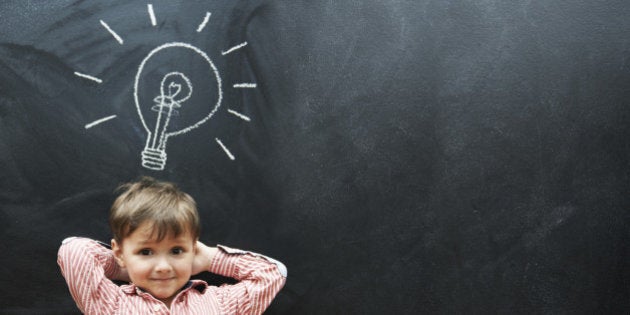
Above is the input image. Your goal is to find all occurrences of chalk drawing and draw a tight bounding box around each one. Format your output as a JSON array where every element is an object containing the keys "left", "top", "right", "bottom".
[
  {"left": 135, "top": 42, "right": 222, "bottom": 171},
  {"left": 79, "top": 4, "right": 259, "bottom": 169},
  {"left": 233, "top": 83, "right": 257, "bottom": 88},
  {"left": 215, "top": 138, "right": 235, "bottom": 160},
  {"left": 100, "top": 20, "right": 124, "bottom": 45},
  {"left": 197, "top": 12, "right": 212, "bottom": 32},
  {"left": 222, "top": 42, "right": 248, "bottom": 55},
  {"left": 74, "top": 71, "right": 102, "bottom": 83},
  {"left": 227, "top": 109, "right": 251, "bottom": 122},
  {"left": 85, "top": 115, "right": 117, "bottom": 129},
  {"left": 148, "top": 4, "right": 157, "bottom": 26}
]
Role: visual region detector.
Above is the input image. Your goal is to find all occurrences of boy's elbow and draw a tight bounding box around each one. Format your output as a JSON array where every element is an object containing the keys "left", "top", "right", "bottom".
[
  {"left": 58, "top": 236, "right": 75, "bottom": 253},
  {"left": 57, "top": 237, "right": 91, "bottom": 263},
  {"left": 275, "top": 260, "right": 287, "bottom": 279},
  {"left": 58, "top": 237, "right": 78, "bottom": 266},
  {"left": 261, "top": 255, "right": 287, "bottom": 278}
]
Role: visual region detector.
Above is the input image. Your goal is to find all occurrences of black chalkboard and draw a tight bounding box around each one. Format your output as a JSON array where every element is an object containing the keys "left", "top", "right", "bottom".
[{"left": 1, "top": 0, "right": 629, "bottom": 313}]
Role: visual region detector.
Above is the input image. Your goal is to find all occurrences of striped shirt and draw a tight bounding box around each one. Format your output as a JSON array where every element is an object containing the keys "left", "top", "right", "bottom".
[{"left": 58, "top": 237, "right": 287, "bottom": 315}]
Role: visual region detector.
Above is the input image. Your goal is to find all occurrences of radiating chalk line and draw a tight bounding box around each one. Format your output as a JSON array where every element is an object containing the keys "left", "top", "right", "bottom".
[
  {"left": 74, "top": 71, "right": 102, "bottom": 83},
  {"left": 148, "top": 4, "right": 157, "bottom": 26},
  {"left": 221, "top": 42, "right": 247, "bottom": 55},
  {"left": 100, "top": 20, "right": 124, "bottom": 44},
  {"left": 227, "top": 109, "right": 251, "bottom": 122},
  {"left": 196, "top": 12, "right": 211, "bottom": 32},
  {"left": 85, "top": 115, "right": 117, "bottom": 129},
  {"left": 215, "top": 138, "right": 235, "bottom": 160},
  {"left": 233, "top": 83, "right": 257, "bottom": 88}
]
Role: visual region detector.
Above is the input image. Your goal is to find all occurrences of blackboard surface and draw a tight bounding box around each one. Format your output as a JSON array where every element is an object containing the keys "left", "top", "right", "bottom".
[{"left": 1, "top": 1, "right": 629, "bottom": 314}]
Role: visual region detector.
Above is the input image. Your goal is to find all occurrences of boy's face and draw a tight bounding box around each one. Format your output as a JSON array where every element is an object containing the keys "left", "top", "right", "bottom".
[{"left": 112, "top": 221, "right": 196, "bottom": 306}]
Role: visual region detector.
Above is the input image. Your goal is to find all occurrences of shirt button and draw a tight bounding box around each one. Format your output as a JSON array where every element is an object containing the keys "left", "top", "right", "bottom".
[{"left": 153, "top": 305, "right": 161, "bottom": 312}]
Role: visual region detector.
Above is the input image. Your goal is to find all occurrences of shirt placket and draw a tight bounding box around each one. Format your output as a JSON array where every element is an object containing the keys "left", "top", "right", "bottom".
[{"left": 136, "top": 288, "right": 170, "bottom": 314}]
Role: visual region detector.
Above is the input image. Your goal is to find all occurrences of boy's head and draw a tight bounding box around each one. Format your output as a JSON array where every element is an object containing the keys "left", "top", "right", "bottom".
[
  {"left": 109, "top": 176, "right": 201, "bottom": 305},
  {"left": 109, "top": 176, "right": 200, "bottom": 244}
]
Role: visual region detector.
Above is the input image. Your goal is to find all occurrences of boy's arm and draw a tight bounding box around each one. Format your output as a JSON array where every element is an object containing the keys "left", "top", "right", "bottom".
[
  {"left": 57, "top": 237, "right": 122, "bottom": 314},
  {"left": 194, "top": 242, "right": 287, "bottom": 315}
]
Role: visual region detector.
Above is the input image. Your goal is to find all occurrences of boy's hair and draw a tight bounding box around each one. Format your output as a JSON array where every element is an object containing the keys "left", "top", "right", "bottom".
[{"left": 109, "top": 176, "right": 200, "bottom": 243}]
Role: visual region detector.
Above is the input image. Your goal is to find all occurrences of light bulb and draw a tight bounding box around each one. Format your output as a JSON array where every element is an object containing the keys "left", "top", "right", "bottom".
[{"left": 134, "top": 42, "right": 222, "bottom": 170}]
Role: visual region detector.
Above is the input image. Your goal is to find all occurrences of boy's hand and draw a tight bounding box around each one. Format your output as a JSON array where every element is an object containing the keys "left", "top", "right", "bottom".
[{"left": 192, "top": 241, "right": 218, "bottom": 275}]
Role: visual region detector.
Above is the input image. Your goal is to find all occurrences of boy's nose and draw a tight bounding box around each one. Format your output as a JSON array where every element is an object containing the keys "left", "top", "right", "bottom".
[{"left": 154, "top": 256, "right": 173, "bottom": 273}]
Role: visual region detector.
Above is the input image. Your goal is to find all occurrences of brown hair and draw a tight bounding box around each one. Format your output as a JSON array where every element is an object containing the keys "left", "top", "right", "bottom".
[{"left": 109, "top": 176, "right": 200, "bottom": 243}]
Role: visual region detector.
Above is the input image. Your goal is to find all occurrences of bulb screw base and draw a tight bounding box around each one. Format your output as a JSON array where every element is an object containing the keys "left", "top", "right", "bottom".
[{"left": 141, "top": 148, "right": 167, "bottom": 171}]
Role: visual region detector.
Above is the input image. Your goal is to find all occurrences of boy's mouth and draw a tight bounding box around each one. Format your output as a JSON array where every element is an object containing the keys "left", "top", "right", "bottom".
[{"left": 151, "top": 277, "right": 175, "bottom": 281}]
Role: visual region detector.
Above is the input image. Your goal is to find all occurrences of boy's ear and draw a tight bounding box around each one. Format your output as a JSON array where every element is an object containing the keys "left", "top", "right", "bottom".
[{"left": 111, "top": 239, "right": 125, "bottom": 267}]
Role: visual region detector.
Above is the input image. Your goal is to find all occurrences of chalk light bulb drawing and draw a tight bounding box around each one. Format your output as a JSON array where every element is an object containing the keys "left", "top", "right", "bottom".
[{"left": 134, "top": 42, "right": 223, "bottom": 170}]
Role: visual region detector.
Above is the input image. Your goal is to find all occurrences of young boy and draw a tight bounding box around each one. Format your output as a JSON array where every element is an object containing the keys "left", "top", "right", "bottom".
[{"left": 58, "top": 177, "right": 287, "bottom": 314}]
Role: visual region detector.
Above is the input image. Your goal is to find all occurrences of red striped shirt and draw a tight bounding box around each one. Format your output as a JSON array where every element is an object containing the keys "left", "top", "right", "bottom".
[{"left": 58, "top": 237, "right": 286, "bottom": 314}]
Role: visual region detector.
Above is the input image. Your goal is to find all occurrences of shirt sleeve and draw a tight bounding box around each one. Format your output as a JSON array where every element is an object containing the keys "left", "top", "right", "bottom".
[
  {"left": 57, "top": 237, "right": 122, "bottom": 314},
  {"left": 209, "top": 245, "right": 287, "bottom": 315}
]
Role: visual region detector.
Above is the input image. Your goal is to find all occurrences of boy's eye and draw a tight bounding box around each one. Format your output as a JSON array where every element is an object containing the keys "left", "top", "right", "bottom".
[
  {"left": 139, "top": 249, "right": 153, "bottom": 256},
  {"left": 171, "top": 247, "right": 184, "bottom": 255}
]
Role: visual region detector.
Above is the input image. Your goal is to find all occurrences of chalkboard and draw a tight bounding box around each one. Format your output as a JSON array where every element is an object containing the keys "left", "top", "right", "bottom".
[{"left": 1, "top": 0, "right": 629, "bottom": 313}]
